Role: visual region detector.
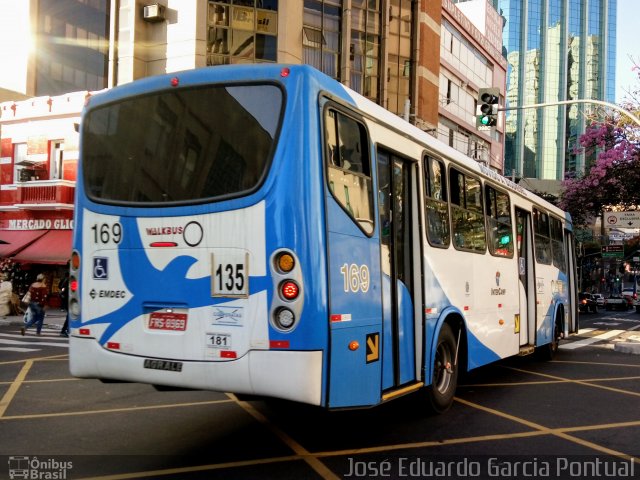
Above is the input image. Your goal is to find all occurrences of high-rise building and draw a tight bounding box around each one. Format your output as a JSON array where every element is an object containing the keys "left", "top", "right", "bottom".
[{"left": 498, "top": 0, "right": 617, "bottom": 181}]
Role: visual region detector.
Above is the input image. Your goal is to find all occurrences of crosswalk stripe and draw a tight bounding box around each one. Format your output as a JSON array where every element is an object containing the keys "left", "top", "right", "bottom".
[
  {"left": 560, "top": 329, "right": 625, "bottom": 350},
  {"left": 0, "top": 338, "right": 68, "bottom": 348},
  {"left": 0, "top": 347, "right": 40, "bottom": 352}
]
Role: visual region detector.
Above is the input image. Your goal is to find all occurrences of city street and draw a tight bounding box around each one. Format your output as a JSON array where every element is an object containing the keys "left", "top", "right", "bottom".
[{"left": 1, "top": 308, "right": 639, "bottom": 479}]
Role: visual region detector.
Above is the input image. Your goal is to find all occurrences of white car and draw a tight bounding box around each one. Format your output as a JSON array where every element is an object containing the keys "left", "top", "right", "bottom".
[{"left": 592, "top": 293, "right": 605, "bottom": 307}]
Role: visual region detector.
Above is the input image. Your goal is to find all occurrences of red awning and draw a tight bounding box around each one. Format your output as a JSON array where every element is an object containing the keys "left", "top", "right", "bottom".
[
  {"left": 12, "top": 230, "right": 72, "bottom": 265},
  {"left": 0, "top": 230, "right": 48, "bottom": 257}
]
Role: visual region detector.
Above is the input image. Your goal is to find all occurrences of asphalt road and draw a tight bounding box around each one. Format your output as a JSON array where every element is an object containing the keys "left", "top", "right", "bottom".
[{"left": 0, "top": 309, "right": 639, "bottom": 480}]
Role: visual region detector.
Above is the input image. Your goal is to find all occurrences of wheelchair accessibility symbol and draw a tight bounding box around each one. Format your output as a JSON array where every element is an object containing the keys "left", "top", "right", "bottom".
[{"left": 93, "top": 257, "right": 109, "bottom": 280}]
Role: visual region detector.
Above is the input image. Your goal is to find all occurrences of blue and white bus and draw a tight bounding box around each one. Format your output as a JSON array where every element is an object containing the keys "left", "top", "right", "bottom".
[{"left": 69, "top": 64, "right": 578, "bottom": 412}]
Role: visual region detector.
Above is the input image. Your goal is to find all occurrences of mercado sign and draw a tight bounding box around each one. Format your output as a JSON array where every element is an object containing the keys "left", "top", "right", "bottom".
[{"left": 3, "top": 218, "right": 74, "bottom": 230}]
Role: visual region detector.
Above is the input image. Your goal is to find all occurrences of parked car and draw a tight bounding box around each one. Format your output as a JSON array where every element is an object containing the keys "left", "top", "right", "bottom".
[
  {"left": 592, "top": 293, "right": 605, "bottom": 307},
  {"left": 605, "top": 294, "right": 630, "bottom": 311},
  {"left": 635, "top": 298, "right": 640, "bottom": 314},
  {"left": 621, "top": 288, "right": 637, "bottom": 308},
  {"left": 578, "top": 292, "right": 598, "bottom": 313}
]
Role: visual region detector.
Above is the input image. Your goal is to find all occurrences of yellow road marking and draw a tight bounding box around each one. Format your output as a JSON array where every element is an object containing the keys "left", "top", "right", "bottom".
[
  {"left": 454, "top": 396, "right": 640, "bottom": 462},
  {"left": 553, "top": 360, "right": 640, "bottom": 368},
  {"left": 0, "top": 353, "right": 68, "bottom": 365},
  {"left": 228, "top": 393, "right": 340, "bottom": 480},
  {"left": 460, "top": 374, "right": 640, "bottom": 388},
  {"left": 0, "top": 398, "right": 234, "bottom": 421},
  {"left": 75, "top": 455, "right": 301, "bottom": 480},
  {"left": 504, "top": 365, "right": 640, "bottom": 398},
  {"left": 0, "top": 377, "right": 80, "bottom": 386},
  {"left": 0, "top": 360, "right": 32, "bottom": 417}
]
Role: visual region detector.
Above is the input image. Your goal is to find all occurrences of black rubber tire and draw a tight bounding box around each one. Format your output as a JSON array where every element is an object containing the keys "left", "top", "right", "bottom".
[
  {"left": 537, "top": 316, "right": 561, "bottom": 361},
  {"left": 426, "top": 323, "right": 458, "bottom": 413}
]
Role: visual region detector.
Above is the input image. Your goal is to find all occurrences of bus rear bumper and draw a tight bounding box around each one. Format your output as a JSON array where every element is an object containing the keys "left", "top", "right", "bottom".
[{"left": 69, "top": 336, "right": 323, "bottom": 406}]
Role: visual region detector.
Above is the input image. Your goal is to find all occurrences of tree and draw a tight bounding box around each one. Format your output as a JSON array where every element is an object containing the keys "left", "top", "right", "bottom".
[{"left": 560, "top": 58, "right": 640, "bottom": 226}]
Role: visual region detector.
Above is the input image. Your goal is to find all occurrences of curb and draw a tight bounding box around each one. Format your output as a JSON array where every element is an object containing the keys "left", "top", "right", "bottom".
[{"left": 614, "top": 336, "right": 640, "bottom": 355}]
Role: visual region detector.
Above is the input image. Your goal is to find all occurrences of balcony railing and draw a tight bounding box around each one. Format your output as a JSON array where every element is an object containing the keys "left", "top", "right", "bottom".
[{"left": 1, "top": 180, "right": 76, "bottom": 208}]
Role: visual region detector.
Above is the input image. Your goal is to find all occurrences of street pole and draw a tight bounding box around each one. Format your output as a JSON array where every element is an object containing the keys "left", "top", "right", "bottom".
[{"left": 499, "top": 98, "right": 640, "bottom": 128}]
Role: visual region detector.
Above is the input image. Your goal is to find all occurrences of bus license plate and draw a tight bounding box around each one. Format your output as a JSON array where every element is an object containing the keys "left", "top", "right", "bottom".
[
  {"left": 148, "top": 311, "right": 188, "bottom": 331},
  {"left": 207, "top": 333, "right": 231, "bottom": 349}
]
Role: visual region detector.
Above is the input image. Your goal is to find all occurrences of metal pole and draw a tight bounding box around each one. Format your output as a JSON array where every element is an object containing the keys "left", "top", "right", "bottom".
[{"left": 500, "top": 99, "right": 640, "bottom": 128}]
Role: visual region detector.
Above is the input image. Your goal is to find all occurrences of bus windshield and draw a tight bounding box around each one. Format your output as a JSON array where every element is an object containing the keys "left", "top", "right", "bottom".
[{"left": 82, "top": 83, "right": 283, "bottom": 204}]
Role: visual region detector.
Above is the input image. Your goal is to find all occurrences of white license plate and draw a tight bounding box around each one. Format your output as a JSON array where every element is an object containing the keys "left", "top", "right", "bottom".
[{"left": 207, "top": 333, "right": 232, "bottom": 349}]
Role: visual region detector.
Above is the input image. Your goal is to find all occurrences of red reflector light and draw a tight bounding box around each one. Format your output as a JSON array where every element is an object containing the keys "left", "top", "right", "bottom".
[
  {"left": 220, "top": 351, "right": 237, "bottom": 358},
  {"left": 79, "top": 328, "right": 90, "bottom": 335},
  {"left": 170, "top": 77, "right": 179, "bottom": 87},
  {"left": 281, "top": 281, "right": 299, "bottom": 300},
  {"left": 280, "top": 67, "right": 290, "bottom": 77},
  {"left": 150, "top": 242, "right": 178, "bottom": 247},
  {"left": 107, "top": 342, "right": 120, "bottom": 350},
  {"left": 71, "top": 251, "right": 80, "bottom": 270},
  {"left": 270, "top": 340, "right": 290, "bottom": 349}
]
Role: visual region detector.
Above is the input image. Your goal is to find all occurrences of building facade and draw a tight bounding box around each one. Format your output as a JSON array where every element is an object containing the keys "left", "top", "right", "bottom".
[
  {"left": 0, "top": 0, "right": 505, "bottom": 298},
  {"left": 498, "top": 0, "right": 617, "bottom": 181},
  {"left": 440, "top": 0, "right": 507, "bottom": 172}
]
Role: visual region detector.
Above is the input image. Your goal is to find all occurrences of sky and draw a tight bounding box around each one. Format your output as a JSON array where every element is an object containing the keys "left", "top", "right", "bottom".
[{"left": 615, "top": 0, "right": 639, "bottom": 102}]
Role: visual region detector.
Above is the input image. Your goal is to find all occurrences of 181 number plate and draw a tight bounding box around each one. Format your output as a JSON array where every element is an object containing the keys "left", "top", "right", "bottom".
[{"left": 207, "top": 333, "right": 231, "bottom": 349}]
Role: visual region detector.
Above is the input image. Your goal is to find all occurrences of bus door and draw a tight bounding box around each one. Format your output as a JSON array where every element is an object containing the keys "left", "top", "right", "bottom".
[
  {"left": 565, "top": 230, "right": 578, "bottom": 333},
  {"left": 515, "top": 208, "right": 536, "bottom": 347},
  {"left": 377, "top": 149, "right": 420, "bottom": 390},
  {"left": 325, "top": 107, "right": 384, "bottom": 408}
]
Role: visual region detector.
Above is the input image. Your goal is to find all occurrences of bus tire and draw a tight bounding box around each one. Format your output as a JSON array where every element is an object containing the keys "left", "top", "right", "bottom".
[
  {"left": 426, "top": 323, "right": 458, "bottom": 413},
  {"left": 537, "top": 315, "right": 561, "bottom": 361}
]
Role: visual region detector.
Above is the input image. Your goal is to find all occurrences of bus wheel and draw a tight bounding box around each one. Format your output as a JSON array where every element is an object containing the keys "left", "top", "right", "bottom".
[
  {"left": 537, "top": 316, "right": 561, "bottom": 361},
  {"left": 426, "top": 323, "right": 458, "bottom": 413}
]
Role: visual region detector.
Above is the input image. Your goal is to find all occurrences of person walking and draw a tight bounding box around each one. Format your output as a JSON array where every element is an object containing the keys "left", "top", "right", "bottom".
[{"left": 21, "top": 273, "right": 48, "bottom": 336}]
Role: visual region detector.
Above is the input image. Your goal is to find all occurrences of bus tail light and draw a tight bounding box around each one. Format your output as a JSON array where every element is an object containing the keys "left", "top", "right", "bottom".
[
  {"left": 275, "top": 308, "right": 295, "bottom": 330},
  {"left": 280, "top": 281, "right": 299, "bottom": 300},
  {"left": 70, "top": 250, "right": 81, "bottom": 319},
  {"left": 276, "top": 252, "right": 295, "bottom": 273},
  {"left": 269, "top": 250, "right": 303, "bottom": 333}
]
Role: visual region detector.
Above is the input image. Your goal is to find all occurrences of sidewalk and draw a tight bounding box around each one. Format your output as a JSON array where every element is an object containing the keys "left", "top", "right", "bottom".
[{"left": 0, "top": 308, "right": 67, "bottom": 331}]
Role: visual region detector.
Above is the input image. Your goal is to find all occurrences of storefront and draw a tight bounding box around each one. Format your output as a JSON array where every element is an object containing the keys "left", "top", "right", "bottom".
[
  {"left": 0, "top": 215, "right": 73, "bottom": 310},
  {"left": 0, "top": 92, "right": 81, "bottom": 312}
]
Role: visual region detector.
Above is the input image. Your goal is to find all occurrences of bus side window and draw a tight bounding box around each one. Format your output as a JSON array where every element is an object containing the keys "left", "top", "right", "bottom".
[
  {"left": 424, "top": 156, "right": 450, "bottom": 247},
  {"left": 325, "top": 108, "right": 374, "bottom": 235},
  {"left": 449, "top": 168, "right": 486, "bottom": 253},
  {"left": 485, "top": 185, "right": 513, "bottom": 257},
  {"left": 533, "top": 209, "right": 552, "bottom": 265},
  {"left": 550, "top": 216, "right": 566, "bottom": 271}
]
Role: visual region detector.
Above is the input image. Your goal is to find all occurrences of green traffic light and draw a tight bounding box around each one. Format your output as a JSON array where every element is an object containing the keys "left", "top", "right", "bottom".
[{"left": 481, "top": 116, "right": 490, "bottom": 126}]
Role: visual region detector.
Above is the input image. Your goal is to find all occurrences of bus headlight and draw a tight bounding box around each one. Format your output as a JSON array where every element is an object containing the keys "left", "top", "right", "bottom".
[{"left": 275, "top": 308, "right": 295, "bottom": 330}]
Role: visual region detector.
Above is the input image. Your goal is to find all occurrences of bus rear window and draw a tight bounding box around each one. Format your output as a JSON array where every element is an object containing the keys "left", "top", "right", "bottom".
[{"left": 82, "top": 84, "right": 282, "bottom": 204}]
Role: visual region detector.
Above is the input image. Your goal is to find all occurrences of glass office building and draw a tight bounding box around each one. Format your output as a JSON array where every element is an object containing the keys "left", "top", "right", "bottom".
[{"left": 499, "top": 0, "right": 616, "bottom": 180}]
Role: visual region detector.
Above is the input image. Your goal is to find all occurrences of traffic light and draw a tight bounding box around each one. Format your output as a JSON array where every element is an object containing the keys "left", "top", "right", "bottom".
[{"left": 476, "top": 87, "right": 500, "bottom": 128}]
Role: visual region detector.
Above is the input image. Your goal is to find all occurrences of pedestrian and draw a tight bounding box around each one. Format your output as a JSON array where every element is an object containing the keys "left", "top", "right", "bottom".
[
  {"left": 58, "top": 271, "right": 69, "bottom": 337},
  {"left": 21, "top": 273, "right": 48, "bottom": 336}
]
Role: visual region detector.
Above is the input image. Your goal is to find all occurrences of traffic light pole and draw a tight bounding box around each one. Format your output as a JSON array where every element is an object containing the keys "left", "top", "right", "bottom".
[{"left": 498, "top": 98, "right": 640, "bottom": 128}]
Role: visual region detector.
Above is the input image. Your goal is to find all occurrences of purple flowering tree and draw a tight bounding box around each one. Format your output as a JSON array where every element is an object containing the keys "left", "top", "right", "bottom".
[{"left": 560, "top": 59, "right": 640, "bottom": 226}]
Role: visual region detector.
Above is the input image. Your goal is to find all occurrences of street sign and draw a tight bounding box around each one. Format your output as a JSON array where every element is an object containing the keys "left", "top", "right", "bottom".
[
  {"left": 604, "top": 211, "right": 640, "bottom": 228},
  {"left": 601, "top": 245, "right": 624, "bottom": 258}
]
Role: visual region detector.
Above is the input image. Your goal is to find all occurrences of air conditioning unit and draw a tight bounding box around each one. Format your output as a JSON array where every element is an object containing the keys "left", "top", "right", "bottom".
[{"left": 143, "top": 4, "right": 166, "bottom": 23}]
